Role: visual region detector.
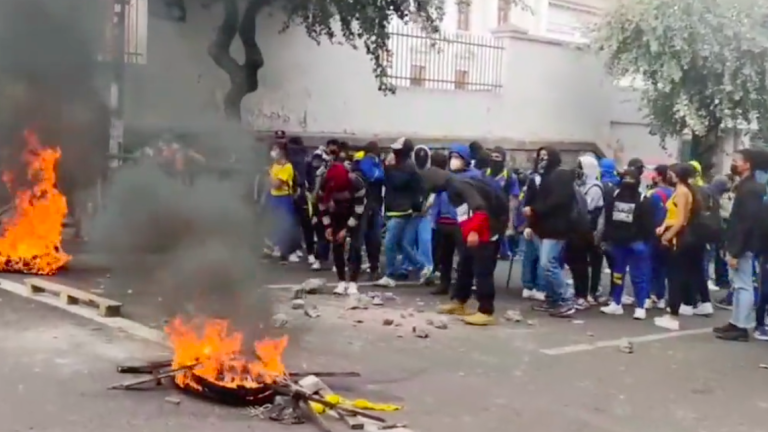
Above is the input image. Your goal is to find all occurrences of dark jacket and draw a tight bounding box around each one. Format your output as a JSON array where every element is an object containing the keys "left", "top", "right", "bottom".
[
  {"left": 725, "top": 174, "right": 765, "bottom": 258},
  {"left": 384, "top": 160, "right": 422, "bottom": 216},
  {"left": 528, "top": 147, "right": 576, "bottom": 240},
  {"left": 603, "top": 184, "right": 655, "bottom": 245}
]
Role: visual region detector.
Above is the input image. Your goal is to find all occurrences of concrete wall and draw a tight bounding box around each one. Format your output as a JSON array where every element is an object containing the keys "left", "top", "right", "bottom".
[{"left": 124, "top": 5, "right": 672, "bottom": 165}]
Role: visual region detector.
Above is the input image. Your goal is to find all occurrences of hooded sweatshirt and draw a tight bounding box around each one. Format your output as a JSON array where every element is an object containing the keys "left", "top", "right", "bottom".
[
  {"left": 384, "top": 145, "right": 422, "bottom": 217},
  {"left": 355, "top": 154, "right": 385, "bottom": 208},
  {"left": 527, "top": 146, "right": 576, "bottom": 240},
  {"left": 285, "top": 140, "right": 308, "bottom": 194},
  {"left": 577, "top": 155, "right": 604, "bottom": 231},
  {"left": 689, "top": 161, "right": 705, "bottom": 186},
  {"left": 433, "top": 144, "right": 481, "bottom": 223},
  {"left": 603, "top": 176, "right": 655, "bottom": 246},
  {"left": 599, "top": 158, "right": 619, "bottom": 187}
]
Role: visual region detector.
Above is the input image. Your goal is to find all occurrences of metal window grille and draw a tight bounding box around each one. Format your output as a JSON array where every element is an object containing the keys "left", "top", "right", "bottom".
[
  {"left": 99, "top": 0, "right": 147, "bottom": 64},
  {"left": 457, "top": 1, "right": 471, "bottom": 31},
  {"left": 385, "top": 22, "right": 504, "bottom": 92}
]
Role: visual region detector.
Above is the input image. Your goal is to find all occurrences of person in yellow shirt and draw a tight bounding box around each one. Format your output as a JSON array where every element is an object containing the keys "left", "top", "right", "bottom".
[{"left": 268, "top": 143, "right": 299, "bottom": 263}]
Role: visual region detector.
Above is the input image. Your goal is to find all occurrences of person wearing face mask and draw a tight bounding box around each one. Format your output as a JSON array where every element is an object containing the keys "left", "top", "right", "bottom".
[
  {"left": 375, "top": 137, "right": 427, "bottom": 288},
  {"left": 524, "top": 146, "right": 577, "bottom": 317},
  {"left": 486, "top": 147, "right": 520, "bottom": 261},
  {"left": 402, "top": 145, "right": 435, "bottom": 283},
  {"left": 267, "top": 142, "right": 300, "bottom": 263},
  {"left": 713, "top": 149, "right": 765, "bottom": 341},
  {"left": 599, "top": 167, "right": 655, "bottom": 319},
  {"left": 285, "top": 136, "right": 313, "bottom": 265},
  {"left": 306, "top": 139, "right": 337, "bottom": 270},
  {"left": 564, "top": 154, "right": 605, "bottom": 309},
  {"left": 645, "top": 165, "right": 674, "bottom": 309},
  {"left": 421, "top": 165, "right": 509, "bottom": 325},
  {"left": 353, "top": 141, "right": 385, "bottom": 280}
]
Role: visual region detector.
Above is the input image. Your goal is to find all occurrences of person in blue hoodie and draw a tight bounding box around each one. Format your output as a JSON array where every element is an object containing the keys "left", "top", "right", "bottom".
[
  {"left": 427, "top": 144, "right": 483, "bottom": 294},
  {"left": 645, "top": 165, "right": 674, "bottom": 309}
]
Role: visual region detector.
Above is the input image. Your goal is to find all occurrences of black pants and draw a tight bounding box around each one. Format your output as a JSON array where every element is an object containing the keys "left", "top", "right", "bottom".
[
  {"left": 359, "top": 209, "right": 382, "bottom": 273},
  {"left": 294, "top": 196, "right": 315, "bottom": 256},
  {"left": 564, "top": 237, "right": 604, "bottom": 299},
  {"left": 311, "top": 203, "right": 330, "bottom": 261},
  {"left": 667, "top": 243, "right": 707, "bottom": 316},
  {"left": 330, "top": 214, "right": 363, "bottom": 282},
  {"left": 434, "top": 223, "right": 461, "bottom": 291},
  {"left": 454, "top": 240, "right": 500, "bottom": 315}
]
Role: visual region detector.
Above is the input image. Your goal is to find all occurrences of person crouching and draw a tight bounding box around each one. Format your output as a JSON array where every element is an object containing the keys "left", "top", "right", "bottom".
[
  {"left": 317, "top": 162, "right": 367, "bottom": 296},
  {"left": 599, "top": 167, "right": 656, "bottom": 320}
]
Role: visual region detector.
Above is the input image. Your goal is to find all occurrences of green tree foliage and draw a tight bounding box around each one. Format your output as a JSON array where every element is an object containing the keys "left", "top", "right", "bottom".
[
  {"left": 590, "top": 0, "right": 768, "bottom": 172},
  {"left": 157, "top": 0, "right": 448, "bottom": 121}
]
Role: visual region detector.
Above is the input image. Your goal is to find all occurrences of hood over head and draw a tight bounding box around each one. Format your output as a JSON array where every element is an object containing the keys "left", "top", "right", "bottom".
[
  {"left": 599, "top": 158, "right": 619, "bottom": 184},
  {"left": 419, "top": 166, "right": 451, "bottom": 192},
  {"left": 448, "top": 144, "right": 472, "bottom": 164},
  {"left": 577, "top": 155, "right": 600, "bottom": 183},
  {"left": 413, "top": 145, "right": 431, "bottom": 170},
  {"left": 708, "top": 176, "right": 730, "bottom": 198},
  {"left": 323, "top": 162, "right": 352, "bottom": 195}
]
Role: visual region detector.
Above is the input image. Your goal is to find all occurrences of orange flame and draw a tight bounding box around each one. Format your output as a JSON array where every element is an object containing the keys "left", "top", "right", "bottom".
[
  {"left": 0, "top": 129, "right": 70, "bottom": 274},
  {"left": 165, "top": 317, "right": 289, "bottom": 390}
]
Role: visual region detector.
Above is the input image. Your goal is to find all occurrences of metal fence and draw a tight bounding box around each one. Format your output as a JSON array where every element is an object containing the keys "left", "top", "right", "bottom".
[
  {"left": 98, "top": 0, "right": 147, "bottom": 64},
  {"left": 385, "top": 22, "right": 505, "bottom": 92}
]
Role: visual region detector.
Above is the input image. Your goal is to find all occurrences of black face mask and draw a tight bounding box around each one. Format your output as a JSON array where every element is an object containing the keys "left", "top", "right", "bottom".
[
  {"left": 730, "top": 164, "right": 740, "bottom": 176},
  {"left": 489, "top": 160, "right": 504, "bottom": 175}
]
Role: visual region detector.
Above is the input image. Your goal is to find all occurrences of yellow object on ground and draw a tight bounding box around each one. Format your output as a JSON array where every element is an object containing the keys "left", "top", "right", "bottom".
[
  {"left": 463, "top": 312, "right": 495, "bottom": 326},
  {"left": 310, "top": 393, "right": 402, "bottom": 414},
  {"left": 437, "top": 301, "right": 468, "bottom": 316}
]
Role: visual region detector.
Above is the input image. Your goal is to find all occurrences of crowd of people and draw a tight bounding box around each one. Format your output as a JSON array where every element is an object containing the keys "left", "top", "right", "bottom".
[{"left": 263, "top": 131, "right": 768, "bottom": 340}]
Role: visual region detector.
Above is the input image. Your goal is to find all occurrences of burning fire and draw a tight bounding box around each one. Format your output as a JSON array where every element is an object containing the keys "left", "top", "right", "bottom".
[
  {"left": 0, "top": 129, "right": 70, "bottom": 274},
  {"left": 166, "top": 317, "right": 289, "bottom": 390}
]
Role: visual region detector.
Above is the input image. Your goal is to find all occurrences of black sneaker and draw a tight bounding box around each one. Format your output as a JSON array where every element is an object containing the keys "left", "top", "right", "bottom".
[
  {"left": 278, "top": 255, "right": 289, "bottom": 265},
  {"left": 712, "top": 322, "right": 739, "bottom": 334},
  {"left": 549, "top": 304, "right": 576, "bottom": 318},
  {"left": 714, "top": 296, "right": 733, "bottom": 311},
  {"left": 531, "top": 302, "right": 556, "bottom": 312},
  {"left": 716, "top": 327, "right": 750, "bottom": 342}
]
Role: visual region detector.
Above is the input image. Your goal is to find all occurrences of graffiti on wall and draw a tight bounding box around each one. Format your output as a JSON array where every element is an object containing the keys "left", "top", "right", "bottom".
[{"left": 243, "top": 104, "right": 308, "bottom": 132}]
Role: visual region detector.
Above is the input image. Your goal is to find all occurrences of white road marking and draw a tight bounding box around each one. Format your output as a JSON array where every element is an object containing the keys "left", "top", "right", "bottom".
[
  {"left": 264, "top": 281, "right": 422, "bottom": 289},
  {"left": 540, "top": 327, "right": 713, "bottom": 355},
  {"left": 0, "top": 278, "right": 170, "bottom": 348}
]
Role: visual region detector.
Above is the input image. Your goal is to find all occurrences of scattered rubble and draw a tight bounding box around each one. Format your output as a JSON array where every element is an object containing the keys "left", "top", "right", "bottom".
[
  {"left": 382, "top": 318, "right": 395, "bottom": 326},
  {"left": 431, "top": 317, "right": 448, "bottom": 330},
  {"left": 571, "top": 319, "right": 585, "bottom": 325},
  {"left": 300, "top": 278, "right": 326, "bottom": 294},
  {"left": 304, "top": 304, "right": 321, "bottom": 318},
  {"left": 619, "top": 339, "right": 634, "bottom": 354},
  {"left": 587, "top": 332, "right": 595, "bottom": 337},
  {"left": 353, "top": 319, "right": 364, "bottom": 324},
  {"left": 345, "top": 294, "right": 370, "bottom": 310},
  {"left": 412, "top": 326, "right": 430, "bottom": 338},
  {"left": 291, "top": 287, "right": 307, "bottom": 300},
  {"left": 272, "top": 313, "right": 289, "bottom": 328},
  {"left": 371, "top": 295, "right": 384, "bottom": 306},
  {"left": 291, "top": 299, "right": 305, "bottom": 310},
  {"left": 382, "top": 292, "right": 397, "bottom": 301},
  {"left": 400, "top": 312, "right": 408, "bottom": 319},
  {"left": 759, "top": 364, "right": 768, "bottom": 370},
  {"left": 405, "top": 308, "right": 416, "bottom": 317},
  {"left": 164, "top": 397, "right": 181, "bottom": 405},
  {"left": 525, "top": 319, "right": 538, "bottom": 327},
  {"left": 502, "top": 310, "right": 523, "bottom": 322}
]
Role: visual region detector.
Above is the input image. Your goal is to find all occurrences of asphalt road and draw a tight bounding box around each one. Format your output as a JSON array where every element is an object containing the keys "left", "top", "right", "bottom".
[{"left": 2, "top": 257, "right": 768, "bottom": 432}]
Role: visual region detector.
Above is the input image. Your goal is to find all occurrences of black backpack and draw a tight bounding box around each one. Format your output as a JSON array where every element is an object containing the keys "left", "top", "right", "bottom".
[{"left": 687, "top": 187, "right": 723, "bottom": 245}]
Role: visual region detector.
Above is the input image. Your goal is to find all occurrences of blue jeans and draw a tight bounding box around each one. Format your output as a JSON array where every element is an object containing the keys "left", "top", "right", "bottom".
[
  {"left": 269, "top": 194, "right": 299, "bottom": 255},
  {"left": 384, "top": 216, "right": 424, "bottom": 277},
  {"left": 522, "top": 236, "right": 543, "bottom": 291},
  {"left": 540, "top": 239, "right": 568, "bottom": 305},
  {"left": 609, "top": 241, "right": 651, "bottom": 307},
  {"left": 730, "top": 252, "right": 755, "bottom": 328},
  {"left": 403, "top": 216, "right": 433, "bottom": 270}
]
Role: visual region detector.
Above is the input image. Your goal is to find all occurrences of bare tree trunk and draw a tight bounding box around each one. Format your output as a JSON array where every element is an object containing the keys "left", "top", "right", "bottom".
[{"left": 207, "top": 0, "right": 265, "bottom": 121}]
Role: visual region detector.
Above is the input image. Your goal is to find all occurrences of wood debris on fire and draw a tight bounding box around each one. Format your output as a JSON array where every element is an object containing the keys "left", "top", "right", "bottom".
[{"left": 107, "top": 317, "right": 411, "bottom": 431}]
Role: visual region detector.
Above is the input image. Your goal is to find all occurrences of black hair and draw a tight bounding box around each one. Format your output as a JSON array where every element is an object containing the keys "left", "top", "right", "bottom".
[
  {"left": 326, "top": 139, "right": 340, "bottom": 148},
  {"left": 669, "top": 162, "right": 701, "bottom": 214},
  {"left": 735, "top": 149, "right": 760, "bottom": 172},
  {"left": 364, "top": 141, "right": 380, "bottom": 157},
  {"left": 287, "top": 136, "right": 304, "bottom": 147},
  {"left": 431, "top": 151, "right": 448, "bottom": 170},
  {"left": 653, "top": 164, "right": 669, "bottom": 184}
]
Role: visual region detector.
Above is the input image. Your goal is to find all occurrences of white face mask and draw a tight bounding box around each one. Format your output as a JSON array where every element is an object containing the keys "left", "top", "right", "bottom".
[
  {"left": 449, "top": 158, "right": 464, "bottom": 171},
  {"left": 270, "top": 150, "right": 280, "bottom": 160}
]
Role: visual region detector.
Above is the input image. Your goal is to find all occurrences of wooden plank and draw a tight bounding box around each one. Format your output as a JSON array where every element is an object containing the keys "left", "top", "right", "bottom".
[{"left": 24, "top": 278, "right": 122, "bottom": 317}]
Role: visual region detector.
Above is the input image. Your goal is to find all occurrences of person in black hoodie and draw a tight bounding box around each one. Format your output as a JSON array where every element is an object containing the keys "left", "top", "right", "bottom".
[
  {"left": 598, "top": 167, "right": 655, "bottom": 320},
  {"left": 524, "top": 146, "right": 577, "bottom": 317},
  {"left": 285, "top": 136, "right": 314, "bottom": 264},
  {"left": 421, "top": 168, "right": 509, "bottom": 325},
  {"left": 374, "top": 138, "right": 427, "bottom": 287},
  {"left": 714, "top": 149, "right": 766, "bottom": 341}
]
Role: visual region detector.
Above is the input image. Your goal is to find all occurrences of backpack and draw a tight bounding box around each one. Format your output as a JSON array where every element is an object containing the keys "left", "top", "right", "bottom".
[
  {"left": 686, "top": 187, "right": 723, "bottom": 245},
  {"left": 583, "top": 183, "right": 604, "bottom": 231},
  {"left": 571, "top": 184, "right": 592, "bottom": 234},
  {"left": 601, "top": 180, "right": 617, "bottom": 210}
]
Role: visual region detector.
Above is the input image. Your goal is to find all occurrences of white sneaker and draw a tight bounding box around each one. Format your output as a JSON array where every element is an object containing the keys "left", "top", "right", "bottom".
[
  {"left": 310, "top": 260, "right": 322, "bottom": 271},
  {"left": 678, "top": 304, "right": 694, "bottom": 316},
  {"left": 288, "top": 252, "right": 301, "bottom": 263},
  {"left": 655, "top": 299, "right": 667, "bottom": 310},
  {"left": 600, "top": 302, "right": 624, "bottom": 315},
  {"left": 708, "top": 281, "right": 720, "bottom": 291},
  {"left": 346, "top": 282, "right": 359, "bottom": 295},
  {"left": 644, "top": 299, "right": 653, "bottom": 309},
  {"left": 603, "top": 268, "right": 611, "bottom": 274},
  {"left": 307, "top": 255, "right": 317, "bottom": 265},
  {"left": 333, "top": 282, "right": 347, "bottom": 295},
  {"left": 522, "top": 288, "right": 534, "bottom": 299},
  {"left": 295, "top": 250, "right": 304, "bottom": 258},
  {"left": 272, "top": 247, "right": 281, "bottom": 258},
  {"left": 531, "top": 291, "right": 547, "bottom": 301},
  {"left": 419, "top": 266, "right": 433, "bottom": 284},
  {"left": 654, "top": 314, "right": 680, "bottom": 330},
  {"left": 621, "top": 295, "right": 635, "bottom": 306},
  {"left": 374, "top": 276, "right": 396, "bottom": 288},
  {"left": 633, "top": 308, "right": 647, "bottom": 320},
  {"left": 693, "top": 302, "right": 714, "bottom": 316}
]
